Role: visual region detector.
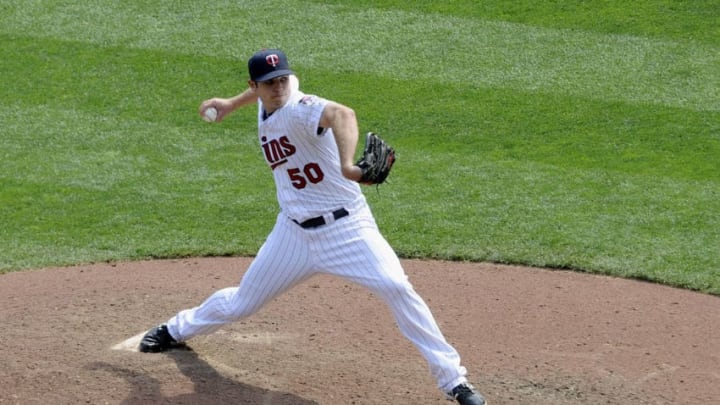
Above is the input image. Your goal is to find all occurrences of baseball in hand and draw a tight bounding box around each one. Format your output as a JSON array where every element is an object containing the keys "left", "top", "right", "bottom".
[{"left": 203, "top": 107, "right": 218, "bottom": 122}]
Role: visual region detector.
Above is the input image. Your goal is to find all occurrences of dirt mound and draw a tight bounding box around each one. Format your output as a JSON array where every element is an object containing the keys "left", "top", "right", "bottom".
[{"left": 1, "top": 258, "right": 717, "bottom": 404}]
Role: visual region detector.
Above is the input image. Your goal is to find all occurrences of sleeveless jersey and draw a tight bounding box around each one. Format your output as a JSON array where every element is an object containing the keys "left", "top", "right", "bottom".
[{"left": 257, "top": 90, "right": 363, "bottom": 222}]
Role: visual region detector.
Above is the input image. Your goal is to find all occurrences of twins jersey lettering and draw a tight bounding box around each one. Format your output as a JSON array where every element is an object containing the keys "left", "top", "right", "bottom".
[{"left": 258, "top": 90, "right": 363, "bottom": 222}]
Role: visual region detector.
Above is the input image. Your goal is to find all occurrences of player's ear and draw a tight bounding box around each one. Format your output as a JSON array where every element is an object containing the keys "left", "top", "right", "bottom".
[{"left": 248, "top": 80, "right": 257, "bottom": 89}]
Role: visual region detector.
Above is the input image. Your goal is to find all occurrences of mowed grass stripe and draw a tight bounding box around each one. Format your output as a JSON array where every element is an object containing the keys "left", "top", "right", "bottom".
[
  {"left": 3, "top": 37, "right": 717, "bottom": 183},
  {"left": 1, "top": 1, "right": 717, "bottom": 111},
  {"left": 313, "top": 1, "right": 720, "bottom": 45}
]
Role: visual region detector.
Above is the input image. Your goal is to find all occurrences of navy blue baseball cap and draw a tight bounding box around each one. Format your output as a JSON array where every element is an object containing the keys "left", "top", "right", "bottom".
[{"left": 248, "top": 49, "right": 294, "bottom": 82}]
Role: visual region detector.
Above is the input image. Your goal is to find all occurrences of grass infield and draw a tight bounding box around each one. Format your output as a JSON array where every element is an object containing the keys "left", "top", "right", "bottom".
[{"left": 1, "top": 1, "right": 718, "bottom": 294}]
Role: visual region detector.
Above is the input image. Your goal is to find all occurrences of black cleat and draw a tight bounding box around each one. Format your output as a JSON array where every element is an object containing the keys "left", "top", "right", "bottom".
[
  {"left": 138, "top": 324, "right": 182, "bottom": 353},
  {"left": 448, "top": 383, "right": 486, "bottom": 405}
]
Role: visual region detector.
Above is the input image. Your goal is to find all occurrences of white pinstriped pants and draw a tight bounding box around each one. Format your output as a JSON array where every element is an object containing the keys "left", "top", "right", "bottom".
[{"left": 166, "top": 202, "right": 468, "bottom": 391}]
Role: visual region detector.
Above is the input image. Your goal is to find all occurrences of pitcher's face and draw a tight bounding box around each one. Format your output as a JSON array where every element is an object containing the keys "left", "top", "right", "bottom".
[{"left": 251, "top": 75, "right": 291, "bottom": 113}]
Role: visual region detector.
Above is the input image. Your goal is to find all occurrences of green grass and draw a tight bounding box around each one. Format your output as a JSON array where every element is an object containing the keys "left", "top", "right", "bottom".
[
  {"left": 1, "top": 1, "right": 719, "bottom": 294},
  {"left": 315, "top": 0, "right": 720, "bottom": 43}
]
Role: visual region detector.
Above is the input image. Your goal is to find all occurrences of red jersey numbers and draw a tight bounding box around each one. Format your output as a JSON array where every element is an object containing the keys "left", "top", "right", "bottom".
[{"left": 288, "top": 163, "right": 325, "bottom": 189}]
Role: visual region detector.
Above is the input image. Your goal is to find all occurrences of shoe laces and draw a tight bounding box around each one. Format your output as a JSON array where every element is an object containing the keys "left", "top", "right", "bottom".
[{"left": 452, "top": 383, "right": 475, "bottom": 398}]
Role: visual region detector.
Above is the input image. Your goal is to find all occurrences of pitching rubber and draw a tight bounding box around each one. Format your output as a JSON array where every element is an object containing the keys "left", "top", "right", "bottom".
[{"left": 110, "top": 331, "right": 147, "bottom": 352}]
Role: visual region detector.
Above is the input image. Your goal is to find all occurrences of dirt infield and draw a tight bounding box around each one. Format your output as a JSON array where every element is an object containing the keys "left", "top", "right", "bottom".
[{"left": 1, "top": 257, "right": 718, "bottom": 404}]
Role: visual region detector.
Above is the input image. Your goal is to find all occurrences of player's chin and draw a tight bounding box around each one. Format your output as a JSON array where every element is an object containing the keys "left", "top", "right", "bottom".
[{"left": 273, "top": 93, "right": 290, "bottom": 102}]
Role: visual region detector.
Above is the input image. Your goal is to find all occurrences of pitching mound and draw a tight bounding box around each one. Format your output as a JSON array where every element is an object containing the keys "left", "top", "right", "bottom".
[{"left": 1, "top": 258, "right": 717, "bottom": 404}]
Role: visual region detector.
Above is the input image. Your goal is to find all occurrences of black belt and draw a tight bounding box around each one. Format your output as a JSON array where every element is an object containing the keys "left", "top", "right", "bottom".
[{"left": 293, "top": 208, "right": 349, "bottom": 229}]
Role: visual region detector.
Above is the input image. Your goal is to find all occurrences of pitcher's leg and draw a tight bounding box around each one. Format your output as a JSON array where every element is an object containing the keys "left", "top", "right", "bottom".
[
  {"left": 321, "top": 220, "right": 468, "bottom": 391},
  {"left": 363, "top": 253, "right": 468, "bottom": 391},
  {"left": 167, "top": 217, "right": 312, "bottom": 341}
]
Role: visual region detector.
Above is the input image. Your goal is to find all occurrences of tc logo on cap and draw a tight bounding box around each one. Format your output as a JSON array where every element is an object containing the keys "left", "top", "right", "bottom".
[
  {"left": 249, "top": 49, "right": 294, "bottom": 82},
  {"left": 266, "top": 54, "right": 280, "bottom": 67}
]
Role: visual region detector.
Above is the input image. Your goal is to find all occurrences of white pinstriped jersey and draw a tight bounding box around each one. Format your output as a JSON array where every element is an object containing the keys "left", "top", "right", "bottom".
[{"left": 257, "top": 90, "right": 363, "bottom": 222}]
